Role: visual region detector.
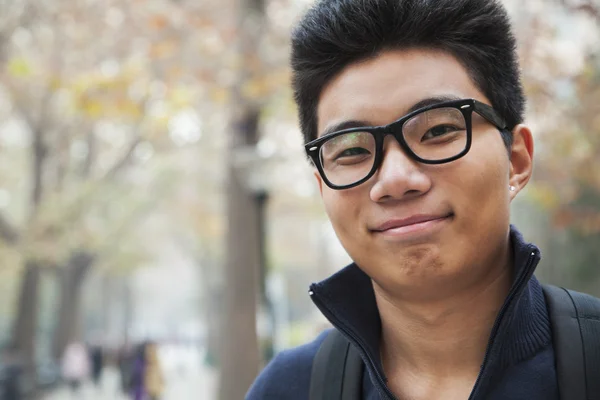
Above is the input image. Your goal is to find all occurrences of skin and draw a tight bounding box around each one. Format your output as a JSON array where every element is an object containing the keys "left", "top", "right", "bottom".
[{"left": 314, "top": 49, "right": 534, "bottom": 400}]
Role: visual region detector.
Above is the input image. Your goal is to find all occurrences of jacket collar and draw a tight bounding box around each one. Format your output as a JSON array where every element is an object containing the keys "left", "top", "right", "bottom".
[{"left": 309, "top": 225, "right": 552, "bottom": 399}]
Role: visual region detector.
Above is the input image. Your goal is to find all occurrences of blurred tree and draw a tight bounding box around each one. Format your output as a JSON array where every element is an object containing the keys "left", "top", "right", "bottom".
[
  {"left": 0, "top": 0, "right": 341, "bottom": 397},
  {"left": 173, "top": 176, "right": 225, "bottom": 367},
  {"left": 518, "top": 0, "right": 600, "bottom": 291},
  {"left": 558, "top": 0, "right": 600, "bottom": 22},
  {"left": 218, "top": 0, "right": 267, "bottom": 396},
  {"left": 0, "top": 0, "right": 195, "bottom": 384}
]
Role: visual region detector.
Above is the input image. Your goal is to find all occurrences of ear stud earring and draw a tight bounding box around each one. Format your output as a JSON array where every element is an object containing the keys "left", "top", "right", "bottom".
[{"left": 509, "top": 185, "right": 516, "bottom": 192}]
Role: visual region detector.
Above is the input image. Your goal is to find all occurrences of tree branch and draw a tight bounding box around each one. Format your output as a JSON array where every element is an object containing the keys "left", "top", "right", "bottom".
[
  {"left": 0, "top": 2, "right": 32, "bottom": 62},
  {"left": 99, "top": 94, "right": 150, "bottom": 182},
  {"left": 100, "top": 136, "right": 142, "bottom": 182},
  {"left": 82, "top": 127, "right": 96, "bottom": 179},
  {"left": 559, "top": 0, "right": 600, "bottom": 23}
]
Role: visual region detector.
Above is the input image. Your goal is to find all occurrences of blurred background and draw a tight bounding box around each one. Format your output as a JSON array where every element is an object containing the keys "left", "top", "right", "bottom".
[{"left": 0, "top": 0, "right": 598, "bottom": 399}]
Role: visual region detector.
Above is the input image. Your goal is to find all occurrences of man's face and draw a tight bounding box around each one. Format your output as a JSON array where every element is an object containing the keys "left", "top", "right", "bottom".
[{"left": 315, "top": 49, "right": 530, "bottom": 299}]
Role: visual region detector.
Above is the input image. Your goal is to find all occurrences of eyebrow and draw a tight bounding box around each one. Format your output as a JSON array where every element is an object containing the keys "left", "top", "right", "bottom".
[
  {"left": 407, "top": 95, "right": 462, "bottom": 114},
  {"left": 320, "top": 119, "right": 373, "bottom": 137},
  {"left": 319, "top": 94, "right": 464, "bottom": 138}
]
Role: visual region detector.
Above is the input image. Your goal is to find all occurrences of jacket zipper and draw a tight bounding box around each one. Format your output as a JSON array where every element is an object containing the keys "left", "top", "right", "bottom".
[{"left": 310, "top": 247, "right": 540, "bottom": 400}]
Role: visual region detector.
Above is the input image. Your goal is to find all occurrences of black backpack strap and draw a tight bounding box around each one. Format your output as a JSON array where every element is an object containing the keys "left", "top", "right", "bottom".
[
  {"left": 543, "top": 284, "right": 600, "bottom": 400},
  {"left": 568, "top": 288, "right": 600, "bottom": 399},
  {"left": 309, "top": 329, "right": 364, "bottom": 400}
]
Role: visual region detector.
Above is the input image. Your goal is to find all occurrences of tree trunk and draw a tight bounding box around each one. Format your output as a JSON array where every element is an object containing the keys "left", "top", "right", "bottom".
[
  {"left": 219, "top": 107, "right": 263, "bottom": 400},
  {"left": 255, "top": 191, "right": 275, "bottom": 361},
  {"left": 10, "top": 125, "right": 48, "bottom": 396},
  {"left": 51, "top": 251, "right": 95, "bottom": 359},
  {"left": 11, "top": 260, "right": 41, "bottom": 387},
  {"left": 217, "top": 0, "right": 266, "bottom": 398}
]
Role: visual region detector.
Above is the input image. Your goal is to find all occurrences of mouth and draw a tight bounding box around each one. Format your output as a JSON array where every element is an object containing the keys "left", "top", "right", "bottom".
[{"left": 371, "top": 213, "right": 453, "bottom": 238}]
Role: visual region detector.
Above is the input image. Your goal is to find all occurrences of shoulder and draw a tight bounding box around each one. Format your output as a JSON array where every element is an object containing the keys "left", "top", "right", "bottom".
[{"left": 245, "top": 329, "right": 331, "bottom": 400}]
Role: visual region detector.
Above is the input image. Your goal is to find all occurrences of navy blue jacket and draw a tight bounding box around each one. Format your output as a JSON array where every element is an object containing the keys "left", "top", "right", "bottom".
[{"left": 247, "top": 227, "right": 559, "bottom": 399}]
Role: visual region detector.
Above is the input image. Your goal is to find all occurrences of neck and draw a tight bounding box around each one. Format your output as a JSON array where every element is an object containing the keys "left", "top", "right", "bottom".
[{"left": 375, "top": 245, "right": 513, "bottom": 379}]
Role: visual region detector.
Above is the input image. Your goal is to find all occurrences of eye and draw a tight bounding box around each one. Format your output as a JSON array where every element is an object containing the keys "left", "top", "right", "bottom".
[
  {"left": 330, "top": 147, "right": 373, "bottom": 166},
  {"left": 335, "top": 147, "right": 371, "bottom": 159},
  {"left": 320, "top": 131, "right": 375, "bottom": 166},
  {"left": 421, "top": 125, "right": 461, "bottom": 141}
]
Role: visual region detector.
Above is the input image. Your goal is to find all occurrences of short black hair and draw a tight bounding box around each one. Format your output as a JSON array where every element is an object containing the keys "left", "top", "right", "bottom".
[{"left": 291, "top": 0, "right": 524, "bottom": 150}]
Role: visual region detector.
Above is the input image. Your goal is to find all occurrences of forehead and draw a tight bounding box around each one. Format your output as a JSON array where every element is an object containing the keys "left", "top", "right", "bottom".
[{"left": 316, "top": 49, "right": 489, "bottom": 136}]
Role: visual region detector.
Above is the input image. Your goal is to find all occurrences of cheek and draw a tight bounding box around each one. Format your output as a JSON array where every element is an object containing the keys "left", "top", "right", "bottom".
[
  {"left": 454, "top": 136, "right": 511, "bottom": 222},
  {"left": 321, "top": 189, "right": 363, "bottom": 240}
]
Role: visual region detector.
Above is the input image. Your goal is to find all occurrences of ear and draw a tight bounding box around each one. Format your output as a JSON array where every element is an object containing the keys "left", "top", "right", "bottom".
[
  {"left": 314, "top": 170, "right": 324, "bottom": 197},
  {"left": 509, "top": 124, "right": 534, "bottom": 200}
]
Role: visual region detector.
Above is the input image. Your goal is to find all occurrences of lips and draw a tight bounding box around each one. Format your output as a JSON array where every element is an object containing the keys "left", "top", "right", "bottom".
[{"left": 372, "top": 213, "right": 452, "bottom": 232}]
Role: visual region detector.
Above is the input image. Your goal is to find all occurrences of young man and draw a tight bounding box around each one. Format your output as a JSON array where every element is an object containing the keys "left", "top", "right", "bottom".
[{"left": 247, "top": 0, "right": 600, "bottom": 399}]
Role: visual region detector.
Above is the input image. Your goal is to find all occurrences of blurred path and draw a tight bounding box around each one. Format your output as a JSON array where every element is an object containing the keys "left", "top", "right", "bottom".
[
  {"left": 42, "top": 367, "right": 126, "bottom": 400},
  {"left": 44, "top": 344, "right": 218, "bottom": 400}
]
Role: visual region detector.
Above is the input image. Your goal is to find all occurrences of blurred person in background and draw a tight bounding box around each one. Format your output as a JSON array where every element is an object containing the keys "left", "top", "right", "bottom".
[
  {"left": 247, "top": 0, "right": 600, "bottom": 398},
  {"left": 130, "top": 343, "right": 146, "bottom": 400},
  {"left": 143, "top": 342, "right": 164, "bottom": 400},
  {"left": 117, "top": 341, "right": 134, "bottom": 395},
  {"left": 131, "top": 341, "right": 164, "bottom": 400},
  {"left": 61, "top": 341, "right": 90, "bottom": 396},
  {"left": 88, "top": 343, "right": 103, "bottom": 388}
]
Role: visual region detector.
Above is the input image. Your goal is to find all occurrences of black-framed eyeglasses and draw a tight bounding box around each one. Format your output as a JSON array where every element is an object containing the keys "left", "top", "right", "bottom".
[{"left": 304, "top": 98, "right": 508, "bottom": 190}]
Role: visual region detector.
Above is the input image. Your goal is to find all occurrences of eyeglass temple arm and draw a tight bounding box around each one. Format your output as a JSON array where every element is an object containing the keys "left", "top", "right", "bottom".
[{"left": 473, "top": 101, "right": 508, "bottom": 131}]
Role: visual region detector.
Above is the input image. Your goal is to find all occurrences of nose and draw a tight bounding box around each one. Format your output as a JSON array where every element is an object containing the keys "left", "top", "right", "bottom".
[{"left": 369, "top": 135, "right": 432, "bottom": 202}]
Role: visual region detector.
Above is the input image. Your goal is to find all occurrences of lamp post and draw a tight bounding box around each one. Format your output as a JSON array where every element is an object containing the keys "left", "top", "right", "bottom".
[
  {"left": 253, "top": 189, "right": 274, "bottom": 361},
  {"left": 233, "top": 142, "right": 281, "bottom": 363}
]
